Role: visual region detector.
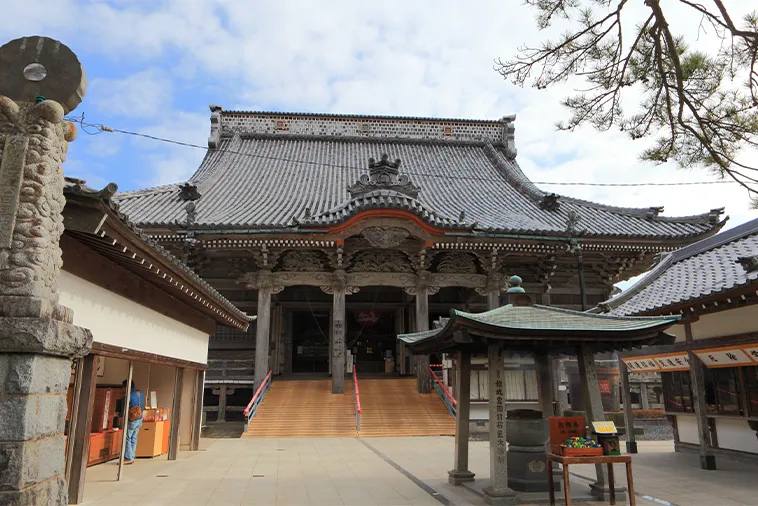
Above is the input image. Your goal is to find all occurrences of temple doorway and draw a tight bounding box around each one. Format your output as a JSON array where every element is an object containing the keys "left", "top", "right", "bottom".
[{"left": 291, "top": 310, "right": 330, "bottom": 373}]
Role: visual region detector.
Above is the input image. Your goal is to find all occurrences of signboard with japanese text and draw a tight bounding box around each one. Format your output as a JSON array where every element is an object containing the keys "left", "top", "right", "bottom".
[
  {"left": 742, "top": 346, "right": 758, "bottom": 363},
  {"left": 591, "top": 421, "right": 618, "bottom": 434},
  {"left": 695, "top": 348, "right": 753, "bottom": 368},
  {"left": 653, "top": 353, "right": 690, "bottom": 371},
  {"left": 494, "top": 369, "right": 505, "bottom": 465},
  {"left": 622, "top": 357, "right": 661, "bottom": 373},
  {"left": 548, "top": 416, "right": 586, "bottom": 454}
]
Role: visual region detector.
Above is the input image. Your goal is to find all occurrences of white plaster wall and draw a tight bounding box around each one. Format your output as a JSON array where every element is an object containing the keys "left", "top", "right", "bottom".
[
  {"left": 676, "top": 415, "right": 700, "bottom": 445},
  {"left": 689, "top": 305, "right": 758, "bottom": 340},
  {"left": 715, "top": 418, "right": 758, "bottom": 454},
  {"left": 59, "top": 270, "right": 210, "bottom": 364}
]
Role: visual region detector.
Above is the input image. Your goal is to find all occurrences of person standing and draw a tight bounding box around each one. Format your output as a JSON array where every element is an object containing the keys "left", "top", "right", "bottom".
[{"left": 122, "top": 380, "right": 144, "bottom": 464}]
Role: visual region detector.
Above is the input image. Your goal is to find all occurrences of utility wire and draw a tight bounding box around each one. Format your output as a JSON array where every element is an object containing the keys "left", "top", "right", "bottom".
[{"left": 65, "top": 116, "right": 739, "bottom": 188}]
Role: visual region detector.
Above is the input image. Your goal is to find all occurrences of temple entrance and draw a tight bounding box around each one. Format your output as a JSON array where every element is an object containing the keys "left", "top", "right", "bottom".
[
  {"left": 347, "top": 310, "right": 397, "bottom": 374},
  {"left": 291, "top": 310, "right": 330, "bottom": 373}
]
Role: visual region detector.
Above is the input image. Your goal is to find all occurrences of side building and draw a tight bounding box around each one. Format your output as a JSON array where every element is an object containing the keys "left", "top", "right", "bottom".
[
  {"left": 595, "top": 218, "right": 758, "bottom": 467},
  {"left": 61, "top": 178, "right": 250, "bottom": 503},
  {"left": 115, "top": 108, "right": 726, "bottom": 421}
]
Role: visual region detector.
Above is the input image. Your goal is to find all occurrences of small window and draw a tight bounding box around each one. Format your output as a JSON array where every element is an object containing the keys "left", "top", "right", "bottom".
[
  {"left": 662, "top": 371, "right": 694, "bottom": 413},
  {"left": 442, "top": 125, "right": 454, "bottom": 136},
  {"left": 704, "top": 367, "right": 742, "bottom": 415},
  {"left": 275, "top": 119, "right": 288, "bottom": 130}
]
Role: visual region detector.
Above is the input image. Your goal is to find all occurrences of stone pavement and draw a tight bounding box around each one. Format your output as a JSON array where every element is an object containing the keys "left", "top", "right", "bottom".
[{"left": 78, "top": 438, "right": 758, "bottom": 506}]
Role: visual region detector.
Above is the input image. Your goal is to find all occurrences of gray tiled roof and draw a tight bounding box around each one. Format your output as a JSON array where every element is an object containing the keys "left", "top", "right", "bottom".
[
  {"left": 596, "top": 217, "right": 758, "bottom": 316},
  {"left": 115, "top": 111, "right": 725, "bottom": 239}
]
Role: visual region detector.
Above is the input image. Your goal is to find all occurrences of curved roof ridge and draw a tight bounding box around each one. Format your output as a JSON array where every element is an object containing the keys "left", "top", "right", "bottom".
[
  {"left": 116, "top": 182, "right": 179, "bottom": 199},
  {"left": 222, "top": 109, "right": 509, "bottom": 125}
]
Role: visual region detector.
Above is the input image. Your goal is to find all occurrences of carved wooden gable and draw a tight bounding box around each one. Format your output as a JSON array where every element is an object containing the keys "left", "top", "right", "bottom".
[
  {"left": 347, "top": 250, "right": 415, "bottom": 273},
  {"left": 275, "top": 250, "right": 332, "bottom": 272}
]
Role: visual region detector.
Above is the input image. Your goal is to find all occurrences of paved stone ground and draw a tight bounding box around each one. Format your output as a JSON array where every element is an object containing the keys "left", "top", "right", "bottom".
[{"left": 78, "top": 438, "right": 758, "bottom": 506}]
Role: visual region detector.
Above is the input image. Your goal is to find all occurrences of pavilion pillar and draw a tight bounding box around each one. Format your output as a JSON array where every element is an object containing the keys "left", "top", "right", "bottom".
[
  {"left": 576, "top": 343, "right": 618, "bottom": 500},
  {"left": 67, "top": 355, "right": 98, "bottom": 505},
  {"left": 168, "top": 367, "right": 184, "bottom": 461},
  {"left": 332, "top": 284, "right": 346, "bottom": 394},
  {"left": 191, "top": 371, "right": 204, "bottom": 451},
  {"left": 415, "top": 286, "right": 431, "bottom": 394},
  {"left": 685, "top": 320, "right": 716, "bottom": 470},
  {"left": 484, "top": 341, "right": 516, "bottom": 505},
  {"left": 536, "top": 352, "right": 561, "bottom": 492},
  {"left": 449, "top": 351, "right": 475, "bottom": 485},
  {"left": 620, "top": 362, "right": 638, "bottom": 453}
]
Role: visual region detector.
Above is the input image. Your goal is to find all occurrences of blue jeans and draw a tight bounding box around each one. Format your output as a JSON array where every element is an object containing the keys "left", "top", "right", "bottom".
[{"left": 125, "top": 418, "right": 142, "bottom": 461}]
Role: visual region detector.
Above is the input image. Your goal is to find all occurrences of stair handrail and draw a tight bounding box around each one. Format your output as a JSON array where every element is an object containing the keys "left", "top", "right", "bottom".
[
  {"left": 353, "top": 364, "right": 361, "bottom": 432},
  {"left": 243, "top": 370, "right": 272, "bottom": 426},
  {"left": 429, "top": 366, "right": 456, "bottom": 417}
]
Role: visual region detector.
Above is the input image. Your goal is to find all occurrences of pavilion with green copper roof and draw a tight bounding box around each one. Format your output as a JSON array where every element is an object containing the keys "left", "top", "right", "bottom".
[{"left": 397, "top": 276, "right": 680, "bottom": 504}]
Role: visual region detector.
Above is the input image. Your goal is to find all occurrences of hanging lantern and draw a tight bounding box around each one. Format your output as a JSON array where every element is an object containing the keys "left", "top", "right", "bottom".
[{"left": 354, "top": 310, "right": 381, "bottom": 326}]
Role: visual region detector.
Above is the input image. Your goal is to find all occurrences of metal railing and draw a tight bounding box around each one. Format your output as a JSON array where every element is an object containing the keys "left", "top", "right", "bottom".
[
  {"left": 429, "top": 366, "right": 456, "bottom": 417},
  {"left": 243, "top": 370, "right": 272, "bottom": 427},
  {"left": 353, "top": 365, "right": 361, "bottom": 432}
]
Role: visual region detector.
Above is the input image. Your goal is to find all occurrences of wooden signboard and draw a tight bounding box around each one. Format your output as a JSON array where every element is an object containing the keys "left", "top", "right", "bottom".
[{"left": 548, "top": 416, "right": 586, "bottom": 454}]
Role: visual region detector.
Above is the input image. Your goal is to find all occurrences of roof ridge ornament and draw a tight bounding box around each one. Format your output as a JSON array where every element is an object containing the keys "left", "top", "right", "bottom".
[{"left": 347, "top": 154, "right": 421, "bottom": 199}]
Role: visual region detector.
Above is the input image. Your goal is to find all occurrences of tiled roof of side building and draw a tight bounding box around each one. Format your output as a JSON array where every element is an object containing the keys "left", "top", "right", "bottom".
[
  {"left": 594, "top": 217, "right": 758, "bottom": 316},
  {"left": 115, "top": 108, "right": 726, "bottom": 240}
]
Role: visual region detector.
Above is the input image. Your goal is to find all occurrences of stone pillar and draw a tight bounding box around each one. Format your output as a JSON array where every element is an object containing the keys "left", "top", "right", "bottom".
[
  {"left": 685, "top": 320, "right": 716, "bottom": 470},
  {"left": 576, "top": 344, "right": 609, "bottom": 498},
  {"left": 449, "top": 351, "right": 475, "bottom": 485},
  {"left": 332, "top": 286, "right": 346, "bottom": 394},
  {"left": 0, "top": 88, "right": 91, "bottom": 504},
  {"left": 415, "top": 285, "right": 431, "bottom": 394},
  {"left": 484, "top": 341, "right": 517, "bottom": 505},
  {"left": 620, "top": 362, "right": 637, "bottom": 454},
  {"left": 168, "top": 367, "right": 184, "bottom": 460}
]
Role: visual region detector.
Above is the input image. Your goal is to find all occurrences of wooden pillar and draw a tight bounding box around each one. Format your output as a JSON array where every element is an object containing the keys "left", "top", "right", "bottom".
[
  {"left": 620, "top": 362, "right": 638, "bottom": 454},
  {"left": 535, "top": 352, "right": 554, "bottom": 417},
  {"left": 487, "top": 290, "right": 500, "bottom": 311},
  {"left": 484, "top": 341, "right": 516, "bottom": 505},
  {"left": 255, "top": 287, "right": 272, "bottom": 389},
  {"left": 168, "top": 368, "right": 184, "bottom": 460},
  {"left": 449, "top": 351, "right": 475, "bottom": 485},
  {"left": 67, "top": 355, "right": 98, "bottom": 504},
  {"left": 117, "top": 361, "right": 133, "bottom": 481},
  {"left": 639, "top": 382, "right": 650, "bottom": 410},
  {"left": 283, "top": 310, "right": 293, "bottom": 374},
  {"left": 576, "top": 344, "right": 611, "bottom": 499},
  {"left": 415, "top": 287, "right": 431, "bottom": 393},
  {"left": 65, "top": 358, "right": 84, "bottom": 483},
  {"left": 332, "top": 287, "right": 346, "bottom": 394},
  {"left": 685, "top": 320, "right": 716, "bottom": 470},
  {"left": 217, "top": 386, "right": 227, "bottom": 422},
  {"left": 396, "top": 308, "right": 405, "bottom": 375},
  {"left": 191, "top": 370, "right": 204, "bottom": 451}
]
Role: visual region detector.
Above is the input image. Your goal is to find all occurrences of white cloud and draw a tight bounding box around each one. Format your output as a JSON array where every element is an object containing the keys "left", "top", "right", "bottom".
[
  {"left": 2, "top": 0, "right": 756, "bottom": 229},
  {"left": 89, "top": 69, "right": 172, "bottom": 118}
]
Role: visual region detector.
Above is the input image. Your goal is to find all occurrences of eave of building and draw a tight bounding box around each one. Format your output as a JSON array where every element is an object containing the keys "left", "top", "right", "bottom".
[{"left": 63, "top": 181, "right": 250, "bottom": 330}]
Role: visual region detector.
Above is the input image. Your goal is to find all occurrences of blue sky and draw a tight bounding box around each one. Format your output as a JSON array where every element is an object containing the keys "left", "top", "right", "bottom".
[{"left": 3, "top": 0, "right": 757, "bottom": 288}]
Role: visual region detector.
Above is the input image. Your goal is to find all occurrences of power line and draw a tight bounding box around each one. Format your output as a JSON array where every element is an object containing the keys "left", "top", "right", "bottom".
[{"left": 65, "top": 116, "right": 740, "bottom": 188}]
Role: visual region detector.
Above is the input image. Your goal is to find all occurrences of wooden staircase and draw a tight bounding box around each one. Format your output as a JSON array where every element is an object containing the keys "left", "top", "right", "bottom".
[
  {"left": 243, "top": 379, "right": 358, "bottom": 438},
  {"left": 243, "top": 377, "right": 455, "bottom": 438},
  {"left": 358, "top": 378, "right": 455, "bottom": 437}
]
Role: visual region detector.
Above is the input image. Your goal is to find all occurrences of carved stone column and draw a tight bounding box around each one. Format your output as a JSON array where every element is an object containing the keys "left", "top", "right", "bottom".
[{"left": 0, "top": 37, "right": 92, "bottom": 506}]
